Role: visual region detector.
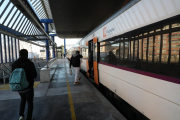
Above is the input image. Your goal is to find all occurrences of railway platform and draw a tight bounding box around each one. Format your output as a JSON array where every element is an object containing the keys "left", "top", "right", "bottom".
[{"left": 0, "top": 59, "right": 126, "bottom": 120}]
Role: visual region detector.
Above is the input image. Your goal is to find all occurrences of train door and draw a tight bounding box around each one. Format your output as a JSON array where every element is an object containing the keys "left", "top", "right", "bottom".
[
  {"left": 88, "top": 40, "right": 94, "bottom": 78},
  {"left": 93, "top": 37, "right": 100, "bottom": 85}
]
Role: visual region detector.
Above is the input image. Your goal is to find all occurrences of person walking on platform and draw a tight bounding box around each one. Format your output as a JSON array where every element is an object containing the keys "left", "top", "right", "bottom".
[
  {"left": 12, "top": 49, "right": 37, "bottom": 120},
  {"left": 69, "top": 51, "right": 83, "bottom": 84}
]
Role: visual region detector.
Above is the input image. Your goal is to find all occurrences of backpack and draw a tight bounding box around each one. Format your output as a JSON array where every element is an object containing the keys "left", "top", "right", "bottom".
[{"left": 9, "top": 68, "right": 29, "bottom": 91}]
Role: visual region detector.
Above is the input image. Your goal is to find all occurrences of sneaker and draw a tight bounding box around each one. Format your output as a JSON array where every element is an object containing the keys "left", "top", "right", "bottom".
[
  {"left": 78, "top": 77, "right": 81, "bottom": 81},
  {"left": 74, "top": 82, "right": 80, "bottom": 84},
  {"left": 19, "top": 116, "right": 24, "bottom": 120}
]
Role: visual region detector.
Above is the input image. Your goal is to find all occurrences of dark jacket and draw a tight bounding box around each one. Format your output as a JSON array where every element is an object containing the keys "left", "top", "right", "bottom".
[
  {"left": 70, "top": 54, "right": 83, "bottom": 67},
  {"left": 12, "top": 57, "right": 37, "bottom": 90}
]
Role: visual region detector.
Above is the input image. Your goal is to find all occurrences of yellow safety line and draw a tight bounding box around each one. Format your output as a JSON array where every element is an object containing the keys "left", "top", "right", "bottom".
[
  {"left": 0, "top": 82, "right": 40, "bottom": 91},
  {"left": 64, "top": 60, "right": 76, "bottom": 120}
]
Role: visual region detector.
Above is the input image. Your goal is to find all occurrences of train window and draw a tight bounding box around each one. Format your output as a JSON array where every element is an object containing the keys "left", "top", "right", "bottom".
[
  {"left": 149, "top": 31, "right": 154, "bottom": 34},
  {"left": 100, "top": 41, "right": 119, "bottom": 65},
  {"left": 131, "top": 41, "right": 134, "bottom": 60},
  {"left": 154, "top": 35, "right": 161, "bottom": 63},
  {"left": 93, "top": 43, "right": 97, "bottom": 61},
  {"left": 148, "top": 37, "right": 153, "bottom": 62},
  {"left": 161, "top": 33, "right": 169, "bottom": 63},
  {"left": 143, "top": 38, "right": 147, "bottom": 62},
  {"left": 156, "top": 29, "right": 161, "bottom": 32},
  {"left": 120, "top": 42, "right": 124, "bottom": 61},
  {"left": 172, "top": 23, "right": 180, "bottom": 28},
  {"left": 139, "top": 39, "right": 142, "bottom": 60},
  {"left": 162, "top": 25, "right": 169, "bottom": 30},
  {"left": 171, "top": 31, "right": 180, "bottom": 63},
  {"left": 124, "top": 42, "right": 129, "bottom": 61},
  {"left": 144, "top": 33, "right": 148, "bottom": 35},
  {"left": 134, "top": 40, "right": 138, "bottom": 60},
  {"left": 81, "top": 48, "right": 87, "bottom": 59}
]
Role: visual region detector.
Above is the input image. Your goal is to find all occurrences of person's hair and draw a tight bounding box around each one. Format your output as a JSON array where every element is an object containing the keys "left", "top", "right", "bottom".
[
  {"left": 19, "top": 49, "right": 28, "bottom": 57},
  {"left": 76, "top": 51, "right": 80, "bottom": 54}
]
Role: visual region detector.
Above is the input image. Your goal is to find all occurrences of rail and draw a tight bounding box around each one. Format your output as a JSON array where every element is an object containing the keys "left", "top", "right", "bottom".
[{"left": 0, "top": 63, "right": 12, "bottom": 84}]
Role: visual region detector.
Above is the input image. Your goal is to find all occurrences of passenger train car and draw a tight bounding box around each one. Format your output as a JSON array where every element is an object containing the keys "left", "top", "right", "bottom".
[{"left": 67, "top": 0, "right": 180, "bottom": 119}]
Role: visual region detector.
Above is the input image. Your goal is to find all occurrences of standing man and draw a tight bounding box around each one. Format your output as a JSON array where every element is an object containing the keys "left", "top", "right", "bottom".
[
  {"left": 69, "top": 51, "right": 83, "bottom": 84},
  {"left": 12, "top": 49, "right": 37, "bottom": 120}
]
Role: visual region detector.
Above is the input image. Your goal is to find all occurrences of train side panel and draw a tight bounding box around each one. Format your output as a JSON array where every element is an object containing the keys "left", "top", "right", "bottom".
[{"left": 99, "top": 64, "right": 180, "bottom": 120}]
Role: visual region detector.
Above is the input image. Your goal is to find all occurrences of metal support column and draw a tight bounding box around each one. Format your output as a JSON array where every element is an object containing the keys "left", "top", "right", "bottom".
[
  {"left": 15, "top": 38, "right": 17, "bottom": 60},
  {"left": 45, "top": 23, "right": 49, "bottom": 61},
  {"left": 64, "top": 38, "right": 66, "bottom": 57},
  {"left": 0, "top": 33, "right": 3, "bottom": 63},
  {"left": 52, "top": 36, "right": 55, "bottom": 58},
  {"left": 8, "top": 36, "right": 11, "bottom": 62},
  {"left": 4, "top": 35, "right": 7, "bottom": 63},
  {"left": 11, "top": 37, "right": 14, "bottom": 62}
]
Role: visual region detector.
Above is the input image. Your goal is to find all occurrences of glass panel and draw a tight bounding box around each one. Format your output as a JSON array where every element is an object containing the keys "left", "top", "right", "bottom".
[
  {"left": 161, "top": 33, "right": 169, "bottom": 63},
  {"left": 172, "top": 23, "right": 180, "bottom": 28},
  {"left": 162, "top": 25, "right": 169, "bottom": 30},
  {"left": 93, "top": 43, "right": 97, "bottom": 61},
  {"left": 9, "top": 36, "right": 12, "bottom": 62},
  {"left": 131, "top": 41, "right": 134, "bottom": 60},
  {"left": 19, "top": 18, "right": 27, "bottom": 32},
  {"left": 143, "top": 38, "right": 147, "bottom": 61},
  {"left": 0, "top": 3, "right": 13, "bottom": 24},
  {"left": 0, "top": 0, "right": 9, "bottom": 15},
  {"left": 16, "top": 39, "right": 19, "bottom": 58},
  {"left": 15, "top": 16, "right": 25, "bottom": 31},
  {"left": 13, "top": 38, "right": 16, "bottom": 60},
  {"left": 1, "top": 34, "right": 5, "bottom": 63},
  {"left": 8, "top": 10, "right": 20, "bottom": 28},
  {"left": 134, "top": 40, "right": 138, "bottom": 60},
  {"left": 100, "top": 41, "right": 119, "bottom": 65},
  {"left": 3, "top": 7, "right": 17, "bottom": 26},
  {"left": 139, "top": 39, "right": 142, "bottom": 60},
  {"left": 120, "top": 42, "right": 124, "bottom": 61},
  {"left": 171, "top": 31, "right": 180, "bottom": 63},
  {"left": 12, "top": 13, "right": 23, "bottom": 29},
  {"left": 148, "top": 37, "right": 153, "bottom": 62},
  {"left": 154, "top": 35, "right": 161, "bottom": 63},
  {"left": 124, "top": 42, "right": 129, "bottom": 61},
  {"left": 5, "top": 35, "right": 9, "bottom": 62}
]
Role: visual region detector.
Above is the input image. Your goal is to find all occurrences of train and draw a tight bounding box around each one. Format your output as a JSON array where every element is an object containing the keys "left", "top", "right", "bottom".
[{"left": 67, "top": 0, "right": 180, "bottom": 119}]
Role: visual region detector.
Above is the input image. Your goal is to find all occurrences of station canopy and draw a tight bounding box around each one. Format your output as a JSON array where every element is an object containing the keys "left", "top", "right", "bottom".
[
  {"left": 48, "top": 0, "right": 131, "bottom": 38},
  {"left": 0, "top": 0, "right": 56, "bottom": 47}
]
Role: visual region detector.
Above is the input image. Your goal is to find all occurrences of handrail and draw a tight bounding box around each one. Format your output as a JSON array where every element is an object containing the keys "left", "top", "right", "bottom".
[
  {"left": 1, "top": 63, "right": 12, "bottom": 73},
  {"left": 0, "top": 67, "right": 10, "bottom": 76}
]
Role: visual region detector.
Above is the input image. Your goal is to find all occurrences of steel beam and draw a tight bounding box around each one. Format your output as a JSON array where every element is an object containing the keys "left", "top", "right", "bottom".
[
  {"left": 11, "top": 37, "right": 14, "bottom": 62},
  {"left": 8, "top": 36, "right": 11, "bottom": 62},
  {"left": 0, "top": 33, "right": 3, "bottom": 63},
  {"left": 3, "top": 34, "right": 7, "bottom": 63},
  {"left": 45, "top": 23, "right": 49, "bottom": 61}
]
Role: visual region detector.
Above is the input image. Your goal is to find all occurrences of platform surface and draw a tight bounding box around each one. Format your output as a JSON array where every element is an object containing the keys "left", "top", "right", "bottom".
[{"left": 0, "top": 59, "right": 126, "bottom": 120}]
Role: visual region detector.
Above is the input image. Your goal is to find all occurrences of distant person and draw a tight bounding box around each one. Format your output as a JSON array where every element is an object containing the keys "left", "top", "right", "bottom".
[
  {"left": 64, "top": 54, "right": 65, "bottom": 58},
  {"left": 69, "top": 51, "right": 83, "bottom": 84},
  {"left": 61, "top": 53, "right": 62, "bottom": 58},
  {"left": 12, "top": 49, "right": 37, "bottom": 120},
  {"left": 106, "top": 51, "right": 117, "bottom": 65}
]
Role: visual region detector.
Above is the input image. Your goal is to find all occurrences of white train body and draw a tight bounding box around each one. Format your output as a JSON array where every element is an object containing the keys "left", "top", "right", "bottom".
[{"left": 68, "top": 0, "right": 180, "bottom": 119}]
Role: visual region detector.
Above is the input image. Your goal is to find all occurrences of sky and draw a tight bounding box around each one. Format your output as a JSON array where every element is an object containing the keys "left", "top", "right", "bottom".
[{"left": 54, "top": 37, "right": 82, "bottom": 50}]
